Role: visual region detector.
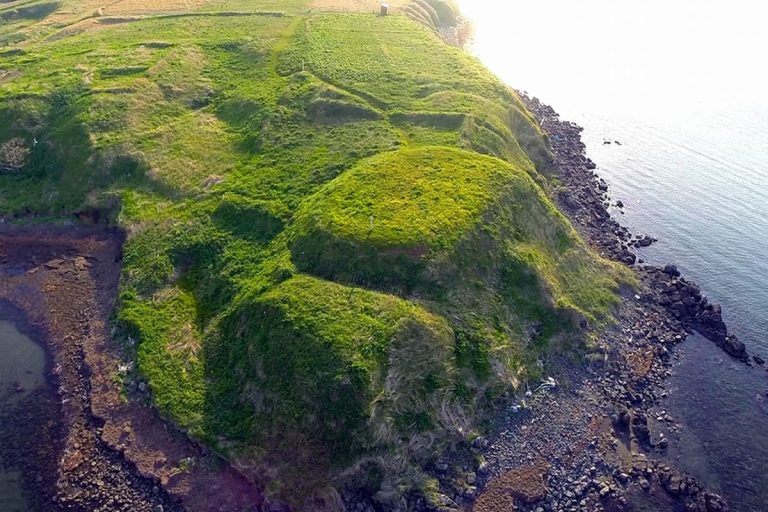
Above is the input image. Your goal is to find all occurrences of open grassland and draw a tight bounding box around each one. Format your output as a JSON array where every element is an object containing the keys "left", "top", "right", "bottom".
[{"left": 0, "top": 0, "right": 632, "bottom": 506}]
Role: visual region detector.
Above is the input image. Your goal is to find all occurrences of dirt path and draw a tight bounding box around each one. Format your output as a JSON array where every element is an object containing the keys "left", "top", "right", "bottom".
[{"left": 0, "top": 226, "right": 263, "bottom": 511}]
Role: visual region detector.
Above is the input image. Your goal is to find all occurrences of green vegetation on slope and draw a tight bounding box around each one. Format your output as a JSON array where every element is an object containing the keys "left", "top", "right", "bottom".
[
  {"left": 290, "top": 146, "right": 513, "bottom": 290},
  {"left": 0, "top": 1, "right": 631, "bottom": 506}
]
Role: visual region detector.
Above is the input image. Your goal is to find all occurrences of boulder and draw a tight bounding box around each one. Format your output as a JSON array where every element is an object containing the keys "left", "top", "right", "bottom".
[
  {"left": 704, "top": 492, "right": 729, "bottom": 512},
  {"left": 664, "top": 474, "right": 683, "bottom": 496},
  {"left": 723, "top": 335, "right": 747, "bottom": 360},
  {"left": 662, "top": 264, "right": 680, "bottom": 277},
  {"left": 635, "top": 236, "right": 654, "bottom": 248},
  {"left": 620, "top": 248, "right": 636, "bottom": 265},
  {"left": 631, "top": 413, "right": 651, "bottom": 447}
]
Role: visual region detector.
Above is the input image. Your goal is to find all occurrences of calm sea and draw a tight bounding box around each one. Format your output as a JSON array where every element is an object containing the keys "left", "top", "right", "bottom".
[
  {"left": 0, "top": 318, "right": 45, "bottom": 512},
  {"left": 457, "top": 1, "right": 768, "bottom": 510}
]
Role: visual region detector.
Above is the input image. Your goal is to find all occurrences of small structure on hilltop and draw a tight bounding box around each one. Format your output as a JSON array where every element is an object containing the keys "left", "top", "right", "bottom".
[{"left": 380, "top": 3, "right": 389, "bottom": 16}]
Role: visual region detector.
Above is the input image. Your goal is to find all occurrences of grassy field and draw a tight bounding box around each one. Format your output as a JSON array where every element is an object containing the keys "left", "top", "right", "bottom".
[{"left": 0, "top": 0, "right": 631, "bottom": 506}]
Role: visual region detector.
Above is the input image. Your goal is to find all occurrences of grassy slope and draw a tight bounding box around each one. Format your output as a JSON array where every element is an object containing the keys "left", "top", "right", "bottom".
[{"left": 0, "top": 0, "right": 632, "bottom": 505}]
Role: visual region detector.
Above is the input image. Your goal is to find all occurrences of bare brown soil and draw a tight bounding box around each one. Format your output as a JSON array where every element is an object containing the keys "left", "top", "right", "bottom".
[
  {"left": 0, "top": 226, "right": 262, "bottom": 511},
  {"left": 473, "top": 461, "right": 549, "bottom": 512}
]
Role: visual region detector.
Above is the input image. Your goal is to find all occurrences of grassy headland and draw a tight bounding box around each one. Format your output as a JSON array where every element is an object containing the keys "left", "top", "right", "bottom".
[{"left": 0, "top": 0, "right": 631, "bottom": 506}]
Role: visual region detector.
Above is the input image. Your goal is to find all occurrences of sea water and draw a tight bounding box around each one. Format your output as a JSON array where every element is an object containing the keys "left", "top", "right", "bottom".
[
  {"left": 0, "top": 318, "right": 46, "bottom": 512},
  {"left": 457, "top": 1, "right": 768, "bottom": 510}
]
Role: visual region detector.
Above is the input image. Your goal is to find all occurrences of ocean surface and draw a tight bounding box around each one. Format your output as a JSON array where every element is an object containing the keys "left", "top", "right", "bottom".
[
  {"left": 0, "top": 318, "right": 45, "bottom": 512},
  {"left": 456, "top": 1, "right": 768, "bottom": 510}
]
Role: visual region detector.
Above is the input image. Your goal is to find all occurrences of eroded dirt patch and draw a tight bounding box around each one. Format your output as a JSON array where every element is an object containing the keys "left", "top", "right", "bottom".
[
  {"left": 0, "top": 226, "right": 262, "bottom": 511},
  {"left": 474, "top": 461, "right": 549, "bottom": 512}
]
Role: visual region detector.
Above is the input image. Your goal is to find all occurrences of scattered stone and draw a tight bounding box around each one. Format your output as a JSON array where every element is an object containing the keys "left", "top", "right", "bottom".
[{"left": 465, "top": 93, "right": 739, "bottom": 512}]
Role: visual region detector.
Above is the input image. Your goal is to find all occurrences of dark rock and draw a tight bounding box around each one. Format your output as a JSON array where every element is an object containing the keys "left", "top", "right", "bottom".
[
  {"left": 615, "top": 200, "right": 624, "bottom": 208},
  {"left": 671, "top": 301, "right": 688, "bottom": 317},
  {"left": 663, "top": 264, "right": 680, "bottom": 277},
  {"left": 471, "top": 436, "right": 487, "bottom": 450},
  {"left": 620, "top": 248, "right": 636, "bottom": 265},
  {"left": 704, "top": 492, "right": 729, "bottom": 512},
  {"left": 753, "top": 355, "right": 765, "bottom": 365},
  {"left": 635, "top": 236, "right": 654, "bottom": 248},
  {"left": 723, "top": 335, "right": 747, "bottom": 359},
  {"left": 631, "top": 413, "right": 651, "bottom": 447},
  {"left": 664, "top": 474, "right": 683, "bottom": 496}
]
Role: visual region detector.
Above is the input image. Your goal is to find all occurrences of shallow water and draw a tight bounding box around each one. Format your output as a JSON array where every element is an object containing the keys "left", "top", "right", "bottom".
[
  {"left": 458, "top": 1, "right": 768, "bottom": 510},
  {"left": 0, "top": 318, "right": 45, "bottom": 512},
  {"left": 665, "top": 334, "right": 768, "bottom": 511}
]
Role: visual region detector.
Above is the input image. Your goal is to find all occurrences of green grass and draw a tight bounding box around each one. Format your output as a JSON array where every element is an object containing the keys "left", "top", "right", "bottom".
[
  {"left": 294, "top": 146, "right": 513, "bottom": 250},
  {"left": 289, "top": 146, "right": 532, "bottom": 292},
  {"left": 119, "top": 286, "right": 207, "bottom": 433},
  {"left": 213, "top": 274, "right": 456, "bottom": 450},
  {"left": 0, "top": 3, "right": 631, "bottom": 506}
]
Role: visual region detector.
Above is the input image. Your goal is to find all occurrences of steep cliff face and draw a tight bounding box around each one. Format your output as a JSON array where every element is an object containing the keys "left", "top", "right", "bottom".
[{"left": 0, "top": 0, "right": 630, "bottom": 506}]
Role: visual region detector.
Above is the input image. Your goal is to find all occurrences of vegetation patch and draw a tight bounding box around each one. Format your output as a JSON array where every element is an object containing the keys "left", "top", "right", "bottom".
[
  {"left": 215, "top": 275, "right": 457, "bottom": 453},
  {"left": 0, "top": 2, "right": 629, "bottom": 506},
  {"left": 289, "top": 146, "right": 515, "bottom": 290}
]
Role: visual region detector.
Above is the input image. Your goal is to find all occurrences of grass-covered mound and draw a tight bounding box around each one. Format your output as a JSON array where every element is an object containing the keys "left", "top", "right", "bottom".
[
  {"left": 218, "top": 274, "right": 456, "bottom": 450},
  {"left": 0, "top": 0, "right": 632, "bottom": 506},
  {"left": 290, "top": 146, "right": 513, "bottom": 291},
  {"left": 210, "top": 275, "right": 461, "bottom": 489},
  {"left": 290, "top": 143, "right": 625, "bottom": 380}
]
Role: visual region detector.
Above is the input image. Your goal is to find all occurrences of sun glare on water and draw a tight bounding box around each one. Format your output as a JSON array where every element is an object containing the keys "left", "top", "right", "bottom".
[{"left": 456, "top": 0, "right": 768, "bottom": 117}]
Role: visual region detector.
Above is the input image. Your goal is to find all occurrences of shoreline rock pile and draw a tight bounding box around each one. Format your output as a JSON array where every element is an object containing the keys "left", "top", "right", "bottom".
[{"left": 520, "top": 91, "right": 750, "bottom": 364}]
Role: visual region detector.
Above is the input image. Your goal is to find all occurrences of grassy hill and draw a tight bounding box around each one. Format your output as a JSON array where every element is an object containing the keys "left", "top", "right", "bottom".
[{"left": 0, "top": 0, "right": 631, "bottom": 506}]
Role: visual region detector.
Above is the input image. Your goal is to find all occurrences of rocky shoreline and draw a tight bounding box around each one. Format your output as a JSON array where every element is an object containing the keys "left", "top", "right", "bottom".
[
  {"left": 386, "top": 94, "right": 764, "bottom": 512},
  {"left": 522, "top": 94, "right": 752, "bottom": 365},
  {"left": 0, "top": 96, "right": 760, "bottom": 512},
  {"left": 0, "top": 228, "right": 263, "bottom": 512},
  {"left": 459, "top": 94, "right": 759, "bottom": 512},
  {"left": 343, "top": 92, "right": 759, "bottom": 512}
]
